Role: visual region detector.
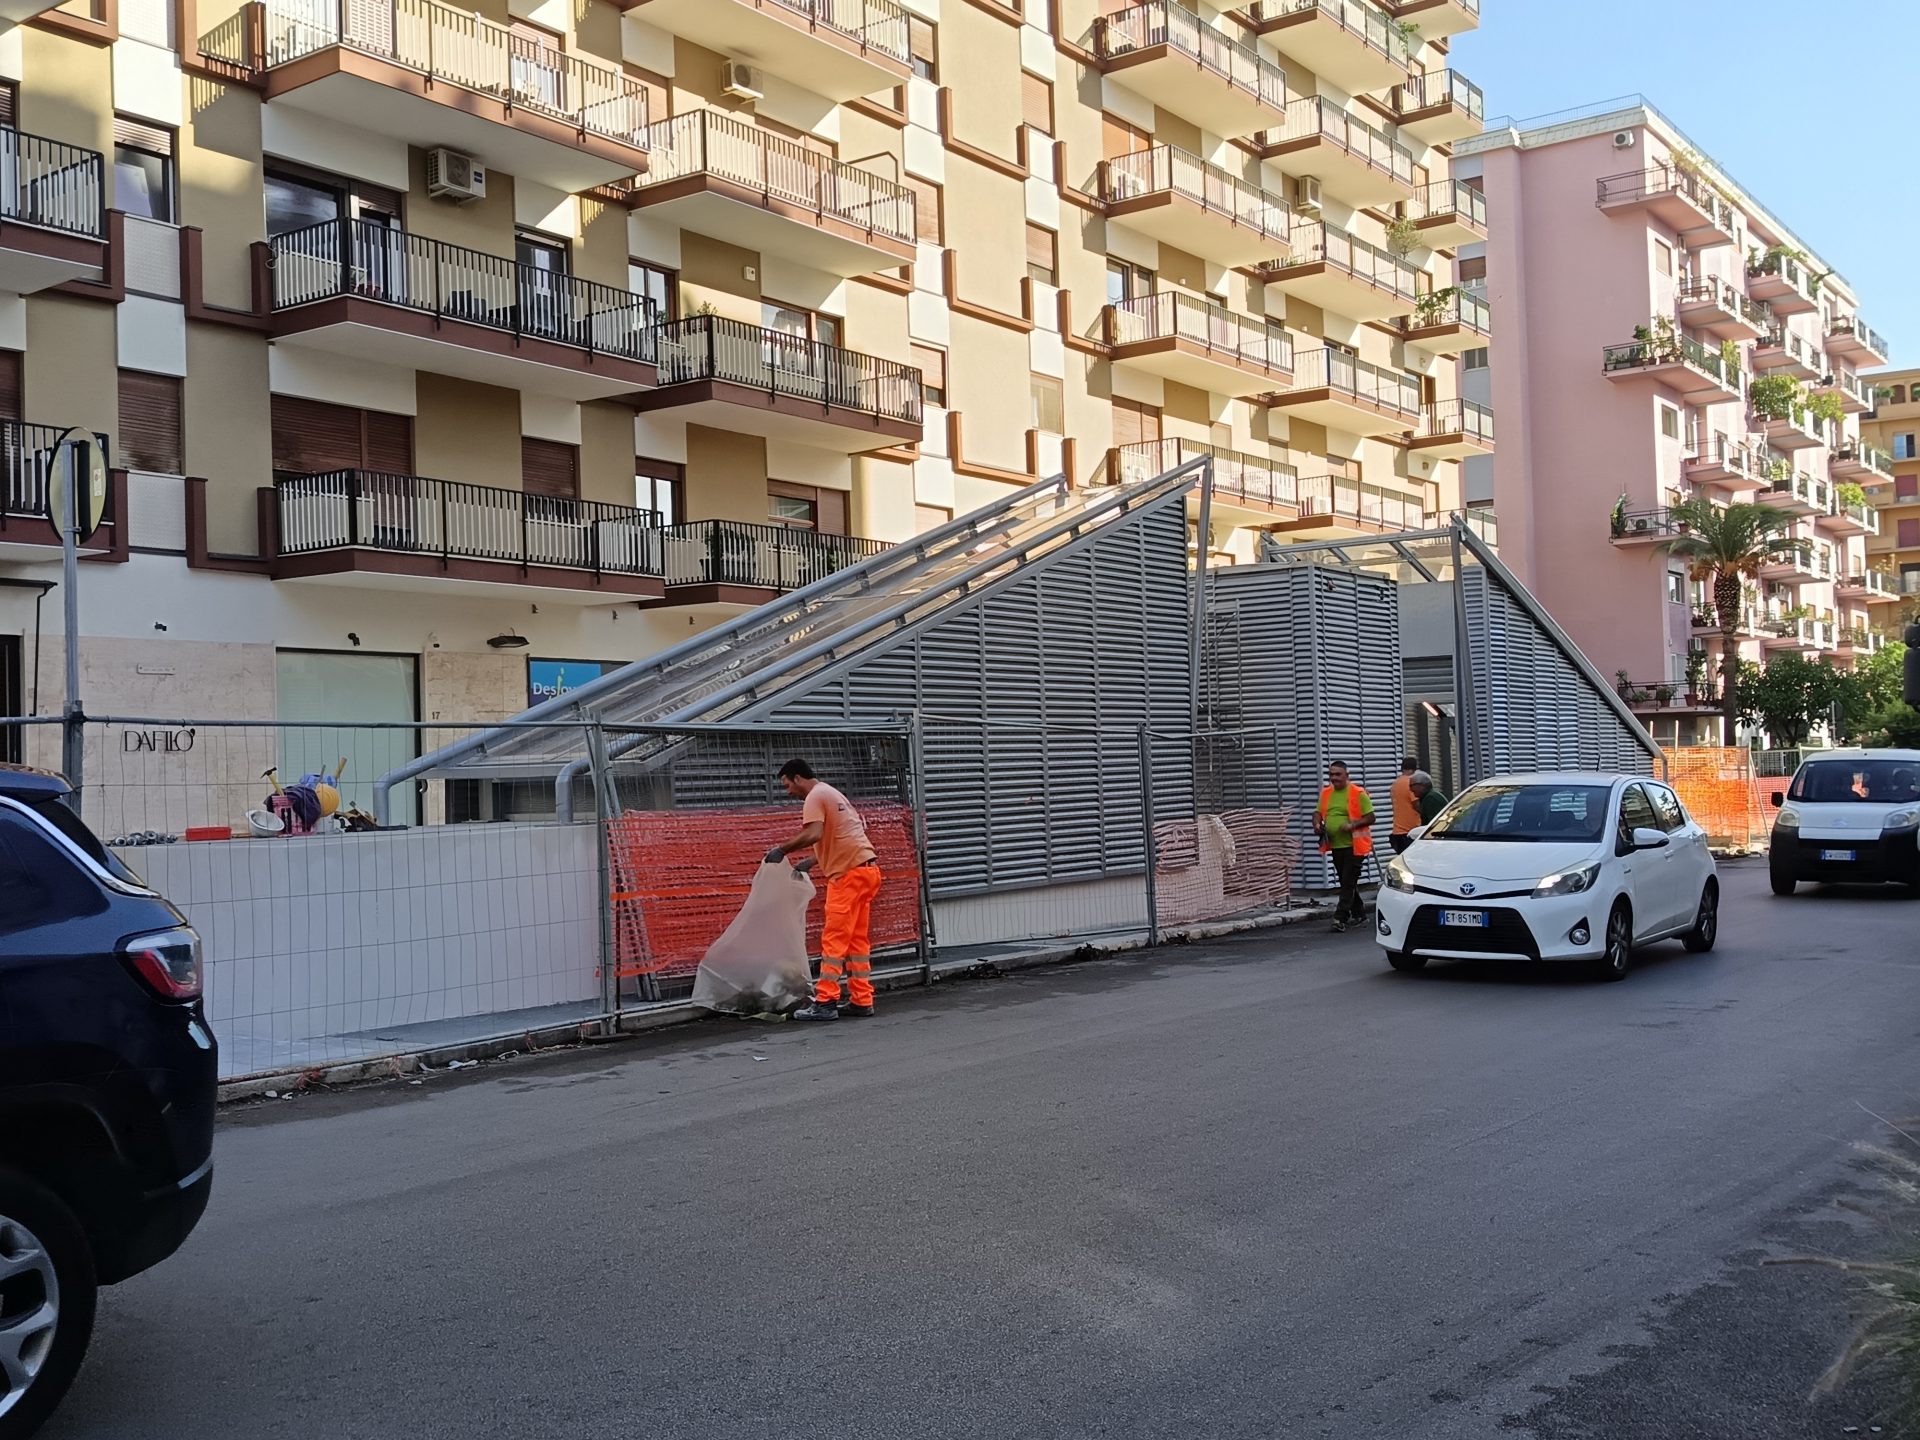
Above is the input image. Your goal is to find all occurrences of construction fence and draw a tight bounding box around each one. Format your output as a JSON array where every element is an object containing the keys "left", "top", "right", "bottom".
[{"left": 8, "top": 714, "right": 1327, "bottom": 1082}]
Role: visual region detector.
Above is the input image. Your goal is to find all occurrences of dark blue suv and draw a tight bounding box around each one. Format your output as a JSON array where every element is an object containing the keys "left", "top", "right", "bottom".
[{"left": 0, "top": 765, "right": 216, "bottom": 1437}]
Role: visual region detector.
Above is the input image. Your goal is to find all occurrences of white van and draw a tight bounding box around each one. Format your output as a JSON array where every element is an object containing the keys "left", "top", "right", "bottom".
[{"left": 1769, "top": 748, "right": 1920, "bottom": 894}]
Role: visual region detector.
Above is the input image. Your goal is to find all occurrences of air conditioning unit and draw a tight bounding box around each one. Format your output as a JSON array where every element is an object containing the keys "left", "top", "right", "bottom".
[
  {"left": 425, "top": 148, "right": 487, "bottom": 203},
  {"left": 721, "top": 60, "right": 764, "bottom": 101},
  {"left": 1293, "top": 176, "right": 1323, "bottom": 216},
  {"left": 1612, "top": 130, "right": 1636, "bottom": 150}
]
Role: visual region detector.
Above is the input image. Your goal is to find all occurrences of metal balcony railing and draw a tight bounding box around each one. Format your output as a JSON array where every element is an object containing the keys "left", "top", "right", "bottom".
[
  {"left": 1241, "top": 0, "right": 1416, "bottom": 67},
  {"left": 1755, "top": 327, "right": 1822, "bottom": 372},
  {"left": 1096, "top": 2, "right": 1288, "bottom": 113},
  {"left": 1602, "top": 333, "right": 1736, "bottom": 387},
  {"left": 1419, "top": 398, "right": 1493, "bottom": 443},
  {"left": 274, "top": 471, "right": 665, "bottom": 576},
  {"left": 1596, "top": 165, "right": 1723, "bottom": 212},
  {"left": 1405, "top": 287, "right": 1490, "bottom": 334},
  {"left": 1114, "top": 438, "right": 1299, "bottom": 510},
  {"left": 1412, "top": 177, "right": 1486, "bottom": 229},
  {"left": 259, "top": 0, "right": 649, "bottom": 141},
  {"left": 1398, "top": 69, "right": 1482, "bottom": 121},
  {"left": 1610, "top": 507, "right": 1687, "bottom": 540},
  {"left": 1296, "top": 475, "right": 1422, "bottom": 530},
  {"left": 634, "top": 110, "right": 915, "bottom": 244},
  {"left": 1273, "top": 221, "right": 1417, "bottom": 297},
  {"left": 758, "top": 0, "right": 910, "bottom": 65},
  {"left": 1675, "top": 276, "right": 1771, "bottom": 331},
  {"left": 1264, "top": 96, "right": 1414, "bottom": 187},
  {"left": 1292, "top": 349, "right": 1420, "bottom": 414},
  {"left": 1686, "top": 434, "right": 1764, "bottom": 480},
  {"left": 1747, "top": 250, "right": 1816, "bottom": 299},
  {"left": 1102, "top": 145, "right": 1292, "bottom": 246},
  {"left": 1106, "top": 291, "right": 1293, "bottom": 375},
  {"left": 1757, "top": 401, "right": 1826, "bottom": 445},
  {"left": 657, "top": 520, "right": 887, "bottom": 590},
  {"left": 1828, "top": 315, "right": 1889, "bottom": 358},
  {"left": 1834, "top": 441, "right": 1894, "bottom": 479},
  {"left": 3, "top": 422, "right": 111, "bottom": 524},
  {"left": 1, "top": 126, "right": 106, "bottom": 239},
  {"left": 651, "top": 315, "right": 923, "bottom": 425},
  {"left": 271, "top": 218, "right": 655, "bottom": 361}
]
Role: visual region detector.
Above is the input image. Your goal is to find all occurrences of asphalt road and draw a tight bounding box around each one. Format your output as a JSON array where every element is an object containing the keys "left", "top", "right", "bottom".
[{"left": 45, "top": 862, "right": 1920, "bottom": 1440}]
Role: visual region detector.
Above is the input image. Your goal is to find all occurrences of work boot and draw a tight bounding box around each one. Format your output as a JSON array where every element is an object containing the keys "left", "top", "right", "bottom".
[
  {"left": 791, "top": 1003, "right": 840, "bottom": 1022},
  {"left": 839, "top": 1002, "right": 875, "bottom": 1018}
]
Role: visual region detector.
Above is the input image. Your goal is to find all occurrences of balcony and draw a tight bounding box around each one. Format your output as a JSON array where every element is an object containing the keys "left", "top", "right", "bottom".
[
  {"left": 1830, "top": 441, "right": 1894, "bottom": 484},
  {"left": 1760, "top": 615, "right": 1816, "bottom": 649},
  {"left": 1834, "top": 627, "right": 1885, "bottom": 659},
  {"left": 1758, "top": 537, "right": 1822, "bottom": 585},
  {"left": 1255, "top": 97, "right": 1414, "bottom": 209},
  {"left": 1269, "top": 476, "right": 1424, "bottom": 540},
  {"left": 1378, "top": 0, "right": 1479, "bottom": 40},
  {"left": 653, "top": 520, "right": 888, "bottom": 607},
  {"left": 1595, "top": 167, "right": 1738, "bottom": 249},
  {"left": 1818, "top": 495, "right": 1877, "bottom": 538},
  {"left": 631, "top": 111, "right": 914, "bottom": 278},
  {"left": 619, "top": 0, "right": 909, "bottom": 103},
  {"left": 634, "top": 315, "right": 922, "bottom": 453},
  {"left": 1825, "top": 316, "right": 1889, "bottom": 368},
  {"left": 1617, "top": 681, "right": 1721, "bottom": 715},
  {"left": 1390, "top": 69, "right": 1483, "bottom": 147},
  {"left": 269, "top": 219, "right": 656, "bottom": 401},
  {"left": 1105, "top": 292, "right": 1294, "bottom": 398},
  {"left": 1683, "top": 435, "right": 1767, "bottom": 493},
  {"left": 1102, "top": 146, "right": 1291, "bottom": 268},
  {"left": 1750, "top": 328, "right": 1821, "bottom": 381},
  {"left": 1692, "top": 606, "right": 1762, "bottom": 640},
  {"left": 1239, "top": 0, "right": 1415, "bottom": 96},
  {"left": 1766, "top": 470, "right": 1824, "bottom": 516},
  {"left": 270, "top": 471, "right": 666, "bottom": 602},
  {"left": 1608, "top": 507, "right": 1687, "bottom": 546},
  {"left": 1258, "top": 222, "right": 1417, "bottom": 323},
  {"left": 1399, "top": 286, "right": 1489, "bottom": 357},
  {"left": 1836, "top": 572, "right": 1895, "bottom": 603},
  {"left": 1674, "top": 277, "right": 1771, "bottom": 342},
  {"left": 1406, "top": 399, "right": 1492, "bottom": 460},
  {"left": 0, "top": 423, "right": 119, "bottom": 563},
  {"left": 247, "top": 0, "right": 649, "bottom": 190},
  {"left": 1263, "top": 348, "right": 1420, "bottom": 438},
  {"left": 1811, "top": 366, "right": 1875, "bottom": 416},
  {"left": 1601, "top": 334, "right": 1741, "bottom": 404},
  {"left": 1756, "top": 401, "right": 1827, "bottom": 452},
  {"left": 1095, "top": 2, "right": 1288, "bottom": 140},
  {"left": 1410, "top": 177, "right": 1486, "bottom": 250},
  {"left": 0, "top": 127, "right": 108, "bottom": 294},
  {"left": 1745, "top": 252, "right": 1818, "bottom": 315},
  {"left": 1112, "top": 438, "right": 1302, "bottom": 522}
]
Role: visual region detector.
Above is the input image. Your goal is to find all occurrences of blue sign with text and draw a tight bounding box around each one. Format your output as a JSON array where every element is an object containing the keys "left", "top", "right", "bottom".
[{"left": 528, "top": 659, "right": 604, "bottom": 706}]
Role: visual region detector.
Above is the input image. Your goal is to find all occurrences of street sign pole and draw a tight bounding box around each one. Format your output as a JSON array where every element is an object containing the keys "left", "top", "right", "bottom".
[{"left": 45, "top": 427, "right": 107, "bottom": 815}]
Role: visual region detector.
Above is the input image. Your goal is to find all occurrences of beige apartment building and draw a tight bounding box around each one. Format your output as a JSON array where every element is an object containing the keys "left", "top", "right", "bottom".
[
  {"left": 0, "top": 0, "right": 1485, "bottom": 777},
  {"left": 1861, "top": 367, "right": 1920, "bottom": 624}
]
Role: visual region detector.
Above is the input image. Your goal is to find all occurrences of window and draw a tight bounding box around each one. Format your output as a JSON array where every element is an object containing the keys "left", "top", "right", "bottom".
[
  {"left": 1659, "top": 403, "right": 1679, "bottom": 439},
  {"left": 508, "top": 21, "right": 566, "bottom": 109},
  {"left": 1649, "top": 784, "right": 1687, "bottom": 833},
  {"left": 118, "top": 370, "right": 182, "bottom": 473},
  {"left": 628, "top": 261, "right": 676, "bottom": 325},
  {"left": 264, "top": 171, "right": 339, "bottom": 237},
  {"left": 1022, "top": 72, "right": 1053, "bottom": 135},
  {"left": 1463, "top": 347, "right": 1488, "bottom": 371},
  {"left": 1895, "top": 433, "right": 1917, "bottom": 460},
  {"left": 1457, "top": 255, "right": 1487, "bottom": 284},
  {"left": 1897, "top": 473, "right": 1918, "bottom": 500},
  {"left": 1112, "top": 397, "right": 1161, "bottom": 448},
  {"left": 624, "top": 64, "right": 668, "bottom": 125},
  {"left": 1025, "top": 224, "right": 1057, "bottom": 286},
  {"left": 1652, "top": 238, "right": 1672, "bottom": 276},
  {"left": 1030, "top": 374, "right": 1064, "bottom": 435},
  {"left": 767, "top": 480, "right": 847, "bottom": 533},
  {"left": 113, "top": 117, "right": 174, "bottom": 223},
  {"left": 905, "top": 176, "right": 943, "bottom": 245},
  {"left": 909, "top": 17, "right": 936, "bottom": 80},
  {"left": 636, "top": 462, "right": 683, "bottom": 526},
  {"left": 914, "top": 504, "right": 953, "bottom": 533},
  {"left": 521, "top": 438, "right": 578, "bottom": 499},
  {"left": 0, "top": 349, "right": 19, "bottom": 424},
  {"left": 911, "top": 344, "right": 947, "bottom": 406},
  {"left": 1888, "top": 384, "right": 1907, "bottom": 405},
  {"left": 1666, "top": 571, "right": 1685, "bottom": 603},
  {"left": 1618, "top": 784, "right": 1658, "bottom": 838},
  {"left": 1899, "top": 518, "right": 1920, "bottom": 548},
  {"left": 0, "top": 811, "right": 107, "bottom": 938},
  {"left": 1106, "top": 261, "right": 1154, "bottom": 304},
  {"left": 270, "top": 396, "right": 412, "bottom": 474}
]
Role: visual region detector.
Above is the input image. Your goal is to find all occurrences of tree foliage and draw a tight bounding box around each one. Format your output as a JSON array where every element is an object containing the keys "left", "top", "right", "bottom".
[{"left": 1734, "top": 655, "right": 1849, "bottom": 748}]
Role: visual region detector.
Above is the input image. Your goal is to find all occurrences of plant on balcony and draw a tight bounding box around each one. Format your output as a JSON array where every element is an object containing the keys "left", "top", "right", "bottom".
[
  {"left": 1664, "top": 497, "right": 1809, "bottom": 745},
  {"left": 1614, "top": 668, "right": 1632, "bottom": 699},
  {"left": 1630, "top": 316, "right": 1683, "bottom": 364},
  {"left": 1749, "top": 242, "right": 1805, "bottom": 274},
  {"left": 1391, "top": 18, "right": 1421, "bottom": 51},
  {"left": 1685, "top": 646, "right": 1709, "bottom": 703},
  {"left": 1718, "top": 338, "right": 1741, "bottom": 375},
  {"left": 1384, "top": 215, "right": 1420, "bottom": 259},
  {"left": 1653, "top": 682, "right": 1675, "bottom": 707},
  {"left": 1609, "top": 493, "right": 1629, "bottom": 537},
  {"left": 1834, "top": 481, "right": 1868, "bottom": 512},
  {"left": 1748, "top": 373, "right": 1803, "bottom": 421},
  {"left": 1413, "top": 286, "right": 1459, "bottom": 328},
  {"left": 1806, "top": 388, "right": 1846, "bottom": 426}
]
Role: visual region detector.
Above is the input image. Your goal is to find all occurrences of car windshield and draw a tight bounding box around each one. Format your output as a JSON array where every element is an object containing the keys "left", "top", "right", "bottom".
[
  {"left": 1422, "top": 783, "right": 1612, "bottom": 843},
  {"left": 29, "top": 796, "right": 145, "bottom": 886},
  {"left": 1790, "top": 760, "right": 1920, "bottom": 805}
]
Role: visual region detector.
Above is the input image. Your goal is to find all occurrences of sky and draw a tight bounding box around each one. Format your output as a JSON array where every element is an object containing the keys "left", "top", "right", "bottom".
[{"left": 1451, "top": 0, "right": 1920, "bottom": 369}]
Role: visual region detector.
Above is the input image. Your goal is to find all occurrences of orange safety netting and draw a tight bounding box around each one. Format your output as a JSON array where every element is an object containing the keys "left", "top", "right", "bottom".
[
  {"left": 606, "top": 803, "right": 922, "bottom": 977},
  {"left": 1153, "top": 808, "right": 1301, "bottom": 928},
  {"left": 1663, "top": 747, "right": 1768, "bottom": 851}
]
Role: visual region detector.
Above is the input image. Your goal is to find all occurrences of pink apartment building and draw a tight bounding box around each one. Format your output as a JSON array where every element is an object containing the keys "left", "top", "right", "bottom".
[{"left": 1454, "top": 102, "right": 1892, "bottom": 747}]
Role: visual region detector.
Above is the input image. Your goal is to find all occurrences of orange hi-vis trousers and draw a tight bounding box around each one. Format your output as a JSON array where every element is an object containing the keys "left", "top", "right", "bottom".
[{"left": 814, "top": 864, "right": 883, "bottom": 1007}]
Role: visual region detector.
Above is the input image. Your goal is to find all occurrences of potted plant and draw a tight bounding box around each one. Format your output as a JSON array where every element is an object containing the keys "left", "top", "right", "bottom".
[
  {"left": 1615, "top": 668, "right": 1633, "bottom": 700},
  {"left": 1749, "top": 373, "right": 1802, "bottom": 421},
  {"left": 1384, "top": 215, "right": 1420, "bottom": 258},
  {"left": 1807, "top": 388, "right": 1846, "bottom": 427},
  {"left": 1719, "top": 337, "right": 1741, "bottom": 375},
  {"left": 1685, "top": 647, "right": 1709, "bottom": 704},
  {"left": 1610, "top": 494, "right": 1629, "bottom": 537},
  {"left": 1413, "top": 286, "right": 1458, "bottom": 328},
  {"left": 1653, "top": 682, "right": 1675, "bottom": 708}
]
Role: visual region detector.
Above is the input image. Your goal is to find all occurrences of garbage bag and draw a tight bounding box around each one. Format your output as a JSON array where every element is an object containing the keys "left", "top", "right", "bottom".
[{"left": 691, "top": 862, "right": 817, "bottom": 1017}]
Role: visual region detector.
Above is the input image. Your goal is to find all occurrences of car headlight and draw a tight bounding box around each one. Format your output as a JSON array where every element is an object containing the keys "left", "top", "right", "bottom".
[
  {"left": 1774, "top": 807, "right": 1801, "bottom": 831},
  {"left": 1885, "top": 807, "right": 1920, "bottom": 830},
  {"left": 1532, "top": 861, "right": 1602, "bottom": 898},
  {"left": 1382, "top": 859, "right": 1417, "bottom": 893}
]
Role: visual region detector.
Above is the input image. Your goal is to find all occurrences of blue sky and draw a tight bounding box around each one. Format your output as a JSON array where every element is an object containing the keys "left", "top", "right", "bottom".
[{"left": 1451, "top": 1, "right": 1918, "bottom": 369}]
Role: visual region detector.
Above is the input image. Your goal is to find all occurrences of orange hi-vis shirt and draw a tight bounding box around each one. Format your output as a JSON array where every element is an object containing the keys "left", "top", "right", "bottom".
[
  {"left": 1391, "top": 775, "right": 1420, "bottom": 834},
  {"left": 803, "top": 782, "right": 877, "bottom": 881}
]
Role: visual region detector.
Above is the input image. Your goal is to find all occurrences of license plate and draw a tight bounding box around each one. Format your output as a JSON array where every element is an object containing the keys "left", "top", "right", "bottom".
[
  {"left": 1821, "top": 848, "right": 1857, "bottom": 862},
  {"left": 1441, "top": 909, "right": 1490, "bottom": 928}
]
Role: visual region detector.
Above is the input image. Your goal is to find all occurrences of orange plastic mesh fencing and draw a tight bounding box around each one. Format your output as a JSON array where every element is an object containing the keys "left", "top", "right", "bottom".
[
  {"left": 1153, "top": 808, "right": 1301, "bottom": 928},
  {"left": 1664, "top": 747, "right": 1767, "bottom": 850},
  {"left": 606, "top": 803, "right": 922, "bottom": 978}
]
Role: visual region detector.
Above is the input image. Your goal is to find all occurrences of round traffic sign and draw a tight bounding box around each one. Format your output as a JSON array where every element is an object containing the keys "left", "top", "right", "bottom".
[{"left": 44, "top": 428, "right": 110, "bottom": 543}]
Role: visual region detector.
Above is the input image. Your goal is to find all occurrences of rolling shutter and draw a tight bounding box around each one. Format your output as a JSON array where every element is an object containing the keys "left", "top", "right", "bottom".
[
  {"left": 0, "top": 351, "right": 19, "bottom": 424},
  {"left": 270, "top": 395, "right": 365, "bottom": 473},
  {"left": 113, "top": 116, "right": 174, "bottom": 155},
  {"left": 521, "top": 438, "right": 578, "bottom": 498},
  {"left": 905, "top": 176, "right": 941, "bottom": 245},
  {"left": 1111, "top": 398, "right": 1161, "bottom": 449},
  {"left": 364, "top": 410, "right": 413, "bottom": 473},
  {"left": 117, "top": 370, "right": 183, "bottom": 474},
  {"left": 1021, "top": 73, "right": 1053, "bottom": 135}
]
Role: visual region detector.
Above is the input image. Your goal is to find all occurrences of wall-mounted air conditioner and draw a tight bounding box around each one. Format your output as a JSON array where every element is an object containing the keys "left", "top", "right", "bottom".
[
  {"left": 1294, "top": 176, "right": 1322, "bottom": 216},
  {"left": 722, "top": 61, "right": 764, "bottom": 101},
  {"left": 425, "top": 148, "right": 487, "bottom": 203}
]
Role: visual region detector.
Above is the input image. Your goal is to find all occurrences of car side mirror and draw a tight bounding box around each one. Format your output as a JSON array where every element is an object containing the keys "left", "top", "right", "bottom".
[
  {"left": 1407, "top": 825, "right": 1427, "bottom": 842},
  {"left": 1770, "top": 792, "right": 1783, "bottom": 808},
  {"left": 1632, "top": 827, "right": 1670, "bottom": 850}
]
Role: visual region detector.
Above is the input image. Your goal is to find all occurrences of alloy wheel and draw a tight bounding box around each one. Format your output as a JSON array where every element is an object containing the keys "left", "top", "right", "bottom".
[{"left": 0, "top": 1215, "right": 59, "bottom": 1419}]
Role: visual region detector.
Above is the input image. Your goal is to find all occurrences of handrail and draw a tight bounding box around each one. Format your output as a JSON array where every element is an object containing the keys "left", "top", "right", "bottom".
[
  {"left": 1828, "top": 315, "right": 1888, "bottom": 358},
  {"left": 1292, "top": 348, "right": 1420, "bottom": 413},
  {"left": 1596, "top": 165, "right": 1721, "bottom": 212},
  {"left": 3, "top": 422, "right": 111, "bottom": 522},
  {"left": 1240, "top": 0, "right": 1415, "bottom": 69},
  {"left": 1601, "top": 333, "right": 1734, "bottom": 386},
  {"left": 1102, "top": 144, "right": 1291, "bottom": 244},
  {"left": 650, "top": 314, "right": 923, "bottom": 424},
  {"left": 759, "top": 0, "right": 910, "bottom": 64},
  {"left": 1096, "top": 1, "right": 1288, "bottom": 113},
  {"left": 1412, "top": 177, "right": 1486, "bottom": 228},
  {"left": 1270, "top": 220, "right": 1417, "bottom": 297},
  {"left": 0, "top": 126, "right": 107, "bottom": 240},
  {"left": 1264, "top": 95, "right": 1414, "bottom": 186},
  {"left": 1405, "top": 288, "right": 1490, "bottom": 334},
  {"left": 1398, "top": 69, "right": 1482, "bottom": 121},
  {"left": 655, "top": 519, "right": 887, "bottom": 589},
  {"left": 1114, "top": 438, "right": 1298, "bottom": 510},
  {"left": 1295, "top": 474, "right": 1422, "bottom": 530},
  {"left": 1676, "top": 276, "right": 1771, "bottom": 331},
  {"left": 1106, "top": 291, "right": 1293, "bottom": 374},
  {"left": 1420, "top": 398, "right": 1493, "bottom": 442}
]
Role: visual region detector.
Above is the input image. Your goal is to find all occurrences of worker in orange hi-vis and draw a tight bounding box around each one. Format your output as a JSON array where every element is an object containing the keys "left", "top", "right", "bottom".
[
  {"left": 766, "top": 757, "right": 882, "bottom": 1022},
  {"left": 1388, "top": 756, "right": 1421, "bottom": 854}
]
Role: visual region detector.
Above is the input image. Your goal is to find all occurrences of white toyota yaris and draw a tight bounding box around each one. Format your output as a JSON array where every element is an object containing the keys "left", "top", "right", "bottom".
[{"left": 1373, "top": 773, "right": 1720, "bottom": 982}]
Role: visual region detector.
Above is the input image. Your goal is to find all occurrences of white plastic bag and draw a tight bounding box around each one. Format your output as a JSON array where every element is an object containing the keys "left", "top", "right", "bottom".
[{"left": 690, "top": 862, "right": 817, "bottom": 1017}]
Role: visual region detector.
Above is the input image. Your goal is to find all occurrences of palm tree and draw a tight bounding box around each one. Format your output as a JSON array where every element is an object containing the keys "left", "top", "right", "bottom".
[{"left": 1664, "top": 498, "right": 1806, "bottom": 745}]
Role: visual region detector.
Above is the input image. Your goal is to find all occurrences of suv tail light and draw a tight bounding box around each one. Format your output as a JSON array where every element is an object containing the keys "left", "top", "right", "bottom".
[{"left": 121, "top": 926, "right": 203, "bottom": 1001}]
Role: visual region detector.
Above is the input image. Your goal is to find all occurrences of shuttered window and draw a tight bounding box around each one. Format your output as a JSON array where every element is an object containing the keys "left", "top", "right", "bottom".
[
  {"left": 1025, "top": 223, "right": 1056, "bottom": 285},
  {"left": 0, "top": 351, "right": 19, "bottom": 425},
  {"left": 908, "top": 17, "right": 936, "bottom": 80},
  {"left": 270, "top": 396, "right": 413, "bottom": 474},
  {"left": 911, "top": 344, "right": 947, "bottom": 406},
  {"left": 1103, "top": 113, "right": 1149, "bottom": 160},
  {"left": 112, "top": 116, "right": 173, "bottom": 154},
  {"left": 1458, "top": 255, "right": 1487, "bottom": 283},
  {"left": 1021, "top": 73, "right": 1053, "bottom": 135},
  {"left": 0, "top": 85, "right": 15, "bottom": 130},
  {"left": 521, "top": 438, "right": 579, "bottom": 498},
  {"left": 117, "top": 370, "right": 183, "bottom": 474},
  {"left": 905, "top": 176, "right": 942, "bottom": 245},
  {"left": 1112, "top": 398, "right": 1161, "bottom": 448},
  {"left": 365, "top": 410, "right": 413, "bottom": 473}
]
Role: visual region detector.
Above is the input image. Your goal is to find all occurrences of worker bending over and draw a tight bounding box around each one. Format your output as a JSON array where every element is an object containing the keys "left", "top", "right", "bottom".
[{"left": 766, "top": 758, "right": 882, "bottom": 1021}]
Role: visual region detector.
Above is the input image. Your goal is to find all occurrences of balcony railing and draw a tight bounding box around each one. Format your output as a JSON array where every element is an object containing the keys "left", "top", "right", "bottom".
[
  {"left": 1610, "top": 507, "right": 1687, "bottom": 540},
  {"left": 651, "top": 314, "right": 922, "bottom": 424},
  {"left": 1293, "top": 348, "right": 1420, "bottom": 414},
  {"left": 634, "top": 109, "right": 914, "bottom": 244},
  {"left": 657, "top": 519, "right": 887, "bottom": 590},
  {"left": 1755, "top": 327, "right": 1822, "bottom": 374},
  {"left": 1675, "top": 276, "right": 1770, "bottom": 331},
  {"left": 1596, "top": 165, "right": 1723, "bottom": 215},
  {"left": 1757, "top": 400, "right": 1827, "bottom": 446},
  {"left": 1297, "top": 475, "right": 1423, "bottom": 530},
  {"left": 1114, "top": 438, "right": 1300, "bottom": 510},
  {"left": 1262, "top": 96, "right": 1414, "bottom": 187},
  {"left": 1, "top": 126, "right": 106, "bottom": 240},
  {"left": 259, "top": 0, "right": 649, "bottom": 142},
  {"left": 1827, "top": 315, "right": 1889, "bottom": 359},
  {"left": 1834, "top": 441, "right": 1895, "bottom": 480},
  {"left": 1769, "top": 471, "right": 1825, "bottom": 510},
  {"left": 1096, "top": 2, "right": 1289, "bottom": 113},
  {"left": 3, "top": 422, "right": 80, "bottom": 522},
  {"left": 1107, "top": 291, "right": 1293, "bottom": 375},
  {"left": 1412, "top": 177, "right": 1486, "bottom": 228},
  {"left": 1275, "top": 221, "right": 1417, "bottom": 297},
  {"left": 757, "top": 0, "right": 911, "bottom": 66},
  {"left": 1602, "top": 333, "right": 1737, "bottom": 388},
  {"left": 270, "top": 218, "right": 655, "bottom": 361},
  {"left": 1843, "top": 573, "right": 1895, "bottom": 600},
  {"left": 1685, "top": 434, "right": 1765, "bottom": 482},
  {"left": 1397, "top": 68, "right": 1482, "bottom": 121},
  {"left": 1102, "top": 145, "right": 1291, "bottom": 245},
  {"left": 1746, "top": 250, "right": 1816, "bottom": 301},
  {"left": 1419, "top": 398, "right": 1493, "bottom": 443},
  {"left": 274, "top": 471, "right": 665, "bottom": 576},
  {"left": 1240, "top": 0, "right": 1416, "bottom": 67},
  {"left": 1404, "top": 287, "right": 1489, "bottom": 335}
]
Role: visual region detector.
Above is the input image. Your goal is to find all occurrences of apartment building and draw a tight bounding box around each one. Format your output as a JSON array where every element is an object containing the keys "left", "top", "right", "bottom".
[
  {"left": 0, "top": 0, "right": 1485, "bottom": 774},
  {"left": 1861, "top": 367, "right": 1920, "bottom": 621},
  {"left": 1455, "top": 101, "right": 1891, "bottom": 748}
]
